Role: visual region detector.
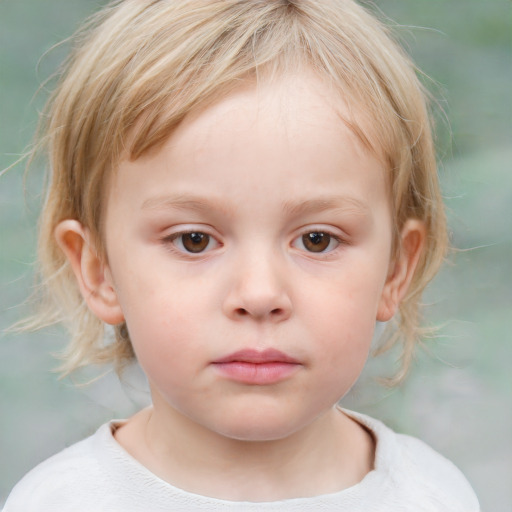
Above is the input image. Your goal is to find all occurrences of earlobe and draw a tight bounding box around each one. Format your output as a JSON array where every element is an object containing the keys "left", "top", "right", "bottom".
[
  {"left": 55, "top": 220, "right": 124, "bottom": 325},
  {"left": 377, "top": 219, "right": 426, "bottom": 322}
]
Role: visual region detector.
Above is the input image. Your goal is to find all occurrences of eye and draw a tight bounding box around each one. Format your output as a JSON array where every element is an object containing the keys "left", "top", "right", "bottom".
[
  {"left": 293, "top": 231, "right": 341, "bottom": 253},
  {"left": 169, "top": 232, "right": 218, "bottom": 254}
]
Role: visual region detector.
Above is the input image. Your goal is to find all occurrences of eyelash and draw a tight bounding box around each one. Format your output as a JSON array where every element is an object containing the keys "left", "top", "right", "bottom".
[
  {"left": 292, "top": 229, "right": 344, "bottom": 254},
  {"left": 161, "top": 228, "right": 346, "bottom": 256},
  {"left": 162, "top": 231, "right": 220, "bottom": 255}
]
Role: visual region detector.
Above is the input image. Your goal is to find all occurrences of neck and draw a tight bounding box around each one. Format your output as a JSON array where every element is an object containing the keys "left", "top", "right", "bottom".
[{"left": 115, "top": 400, "right": 374, "bottom": 501}]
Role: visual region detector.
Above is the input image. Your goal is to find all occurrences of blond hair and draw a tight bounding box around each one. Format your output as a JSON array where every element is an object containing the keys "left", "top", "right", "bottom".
[{"left": 28, "top": 0, "right": 447, "bottom": 381}]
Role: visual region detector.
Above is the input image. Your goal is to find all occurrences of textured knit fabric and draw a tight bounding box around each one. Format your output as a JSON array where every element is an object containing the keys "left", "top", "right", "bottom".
[{"left": 4, "top": 410, "right": 479, "bottom": 511}]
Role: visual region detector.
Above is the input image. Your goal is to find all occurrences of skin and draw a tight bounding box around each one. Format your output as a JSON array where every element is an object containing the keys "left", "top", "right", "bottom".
[{"left": 56, "top": 72, "right": 425, "bottom": 501}]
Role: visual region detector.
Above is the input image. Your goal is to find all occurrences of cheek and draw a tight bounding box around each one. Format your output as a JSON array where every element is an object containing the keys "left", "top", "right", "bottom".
[
  {"left": 301, "top": 265, "right": 385, "bottom": 370},
  {"left": 127, "top": 296, "right": 200, "bottom": 348},
  {"left": 113, "top": 272, "right": 207, "bottom": 375},
  {"left": 127, "top": 309, "right": 205, "bottom": 401},
  {"left": 304, "top": 263, "right": 386, "bottom": 332}
]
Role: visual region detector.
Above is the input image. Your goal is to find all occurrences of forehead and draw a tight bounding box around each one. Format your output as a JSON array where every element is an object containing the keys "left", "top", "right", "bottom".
[
  {"left": 122, "top": 64, "right": 386, "bottom": 163},
  {"left": 129, "top": 70, "right": 381, "bottom": 173},
  {"left": 108, "top": 72, "right": 388, "bottom": 219}
]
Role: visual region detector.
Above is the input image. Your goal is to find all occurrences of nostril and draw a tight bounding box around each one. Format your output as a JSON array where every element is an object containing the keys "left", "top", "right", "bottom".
[{"left": 234, "top": 307, "right": 284, "bottom": 318}]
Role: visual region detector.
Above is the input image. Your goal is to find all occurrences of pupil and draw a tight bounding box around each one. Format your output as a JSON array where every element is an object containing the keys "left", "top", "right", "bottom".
[
  {"left": 189, "top": 233, "right": 203, "bottom": 243},
  {"left": 183, "top": 232, "right": 209, "bottom": 253},
  {"left": 303, "top": 232, "right": 330, "bottom": 252},
  {"left": 309, "top": 233, "right": 323, "bottom": 244}
]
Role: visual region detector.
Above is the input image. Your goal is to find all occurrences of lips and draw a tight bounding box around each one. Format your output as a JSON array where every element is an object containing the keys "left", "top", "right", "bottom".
[{"left": 212, "top": 348, "right": 301, "bottom": 385}]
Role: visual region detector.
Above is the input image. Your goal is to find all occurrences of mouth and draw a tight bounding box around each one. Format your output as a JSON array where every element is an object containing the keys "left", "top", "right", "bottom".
[{"left": 211, "top": 348, "right": 301, "bottom": 385}]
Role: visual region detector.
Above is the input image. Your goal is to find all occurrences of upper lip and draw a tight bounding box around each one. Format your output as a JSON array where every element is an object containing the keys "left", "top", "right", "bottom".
[{"left": 213, "top": 348, "right": 299, "bottom": 364}]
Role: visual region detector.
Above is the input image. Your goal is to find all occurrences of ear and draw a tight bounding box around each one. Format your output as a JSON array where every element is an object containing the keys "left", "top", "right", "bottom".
[
  {"left": 55, "top": 220, "right": 124, "bottom": 325},
  {"left": 377, "top": 219, "right": 426, "bottom": 322}
]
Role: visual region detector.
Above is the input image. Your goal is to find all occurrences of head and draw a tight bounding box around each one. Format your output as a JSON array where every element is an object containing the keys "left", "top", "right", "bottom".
[{"left": 34, "top": 0, "right": 447, "bottom": 383}]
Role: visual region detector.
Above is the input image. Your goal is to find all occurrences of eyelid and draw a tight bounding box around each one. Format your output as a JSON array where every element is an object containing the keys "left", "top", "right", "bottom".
[
  {"left": 294, "top": 225, "right": 347, "bottom": 241},
  {"left": 291, "top": 226, "right": 347, "bottom": 254},
  {"left": 161, "top": 226, "right": 222, "bottom": 255}
]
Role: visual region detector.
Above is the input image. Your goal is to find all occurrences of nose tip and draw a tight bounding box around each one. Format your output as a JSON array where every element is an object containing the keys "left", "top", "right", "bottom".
[{"left": 223, "top": 257, "right": 292, "bottom": 323}]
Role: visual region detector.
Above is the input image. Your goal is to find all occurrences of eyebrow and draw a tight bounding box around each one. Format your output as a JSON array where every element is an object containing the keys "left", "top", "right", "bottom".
[
  {"left": 282, "top": 196, "right": 371, "bottom": 217},
  {"left": 141, "top": 194, "right": 370, "bottom": 218},
  {"left": 141, "top": 194, "right": 234, "bottom": 216}
]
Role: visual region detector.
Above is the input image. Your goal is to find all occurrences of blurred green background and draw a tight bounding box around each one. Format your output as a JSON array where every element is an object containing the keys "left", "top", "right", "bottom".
[{"left": 1, "top": 0, "right": 510, "bottom": 509}]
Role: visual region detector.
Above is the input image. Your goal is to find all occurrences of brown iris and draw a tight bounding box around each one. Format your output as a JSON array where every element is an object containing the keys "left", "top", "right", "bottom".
[
  {"left": 182, "top": 232, "right": 210, "bottom": 253},
  {"left": 302, "top": 232, "right": 331, "bottom": 252}
]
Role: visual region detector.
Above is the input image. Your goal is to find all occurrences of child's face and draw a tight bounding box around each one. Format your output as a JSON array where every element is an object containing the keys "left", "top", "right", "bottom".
[{"left": 102, "top": 73, "right": 397, "bottom": 441}]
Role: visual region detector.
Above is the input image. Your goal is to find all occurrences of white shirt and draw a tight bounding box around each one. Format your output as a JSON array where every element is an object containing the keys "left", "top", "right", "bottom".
[{"left": 4, "top": 410, "right": 479, "bottom": 511}]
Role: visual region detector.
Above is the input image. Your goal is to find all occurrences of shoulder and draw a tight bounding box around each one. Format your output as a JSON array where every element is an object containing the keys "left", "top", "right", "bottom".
[
  {"left": 3, "top": 423, "right": 112, "bottom": 512},
  {"left": 344, "top": 410, "right": 480, "bottom": 511},
  {"left": 395, "top": 433, "right": 479, "bottom": 510}
]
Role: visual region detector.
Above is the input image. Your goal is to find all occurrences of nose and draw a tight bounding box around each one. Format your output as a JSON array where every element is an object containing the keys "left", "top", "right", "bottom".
[{"left": 222, "top": 251, "right": 292, "bottom": 323}]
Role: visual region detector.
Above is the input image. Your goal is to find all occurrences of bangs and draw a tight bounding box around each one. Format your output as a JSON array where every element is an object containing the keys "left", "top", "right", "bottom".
[{"left": 73, "top": 0, "right": 406, "bottom": 168}]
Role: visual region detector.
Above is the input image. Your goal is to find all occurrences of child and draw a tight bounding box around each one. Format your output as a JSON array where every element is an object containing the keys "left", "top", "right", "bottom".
[{"left": 4, "top": 0, "right": 479, "bottom": 510}]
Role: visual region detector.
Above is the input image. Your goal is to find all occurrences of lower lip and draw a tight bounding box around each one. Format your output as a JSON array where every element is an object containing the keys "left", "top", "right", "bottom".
[{"left": 212, "top": 361, "right": 300, "bottom": 385}]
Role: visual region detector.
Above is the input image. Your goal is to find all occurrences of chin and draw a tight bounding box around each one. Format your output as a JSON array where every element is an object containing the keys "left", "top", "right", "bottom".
[
  {"left": 209, "top": 407, "right": 313, "bottom": 443},
  {"left": 218, "top": 424, "right": 300, "bottom": 443}
]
